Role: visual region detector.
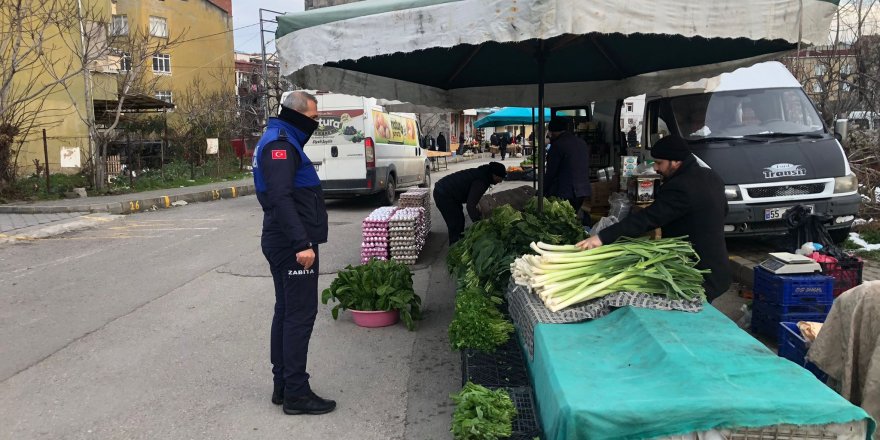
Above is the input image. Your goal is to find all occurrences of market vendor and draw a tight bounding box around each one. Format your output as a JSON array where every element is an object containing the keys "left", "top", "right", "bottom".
[
  {"left": 576, "top": 135, "right": 731, "bottom": 301},
  {"left": 433, "top": 162, "right": 507, "bottom": 245}
]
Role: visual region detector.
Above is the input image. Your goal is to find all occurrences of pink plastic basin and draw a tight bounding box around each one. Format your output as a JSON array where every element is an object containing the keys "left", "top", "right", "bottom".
[{"left": 350, "top": 309, "right": 400, "bottom": 328}]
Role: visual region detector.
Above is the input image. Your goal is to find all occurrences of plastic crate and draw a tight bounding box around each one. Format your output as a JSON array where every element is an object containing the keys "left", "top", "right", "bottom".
[
  {"left": 505, "top": 387, "right": 542, "bottom": 440},
  {"left": 778, "top": 322, "right": 828, "bottom": 382},
  {"left": 752, "top": 298, "right": 833, "bottom": 317},
  {"left": 461, "top": 338, "right": 530, "bottom": 388},
  {"left": 752, "top": 267, "right": 834, "bottom": 305},
  {"left": 820, "top": 258, "right": 863, "bottom": 297},
  {"left": 750, "top": 301, "right": 829, "bottom": 341}
]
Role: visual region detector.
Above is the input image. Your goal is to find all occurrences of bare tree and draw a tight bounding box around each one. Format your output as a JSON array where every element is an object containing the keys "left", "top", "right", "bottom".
[
  {"left": 0, "top": 0, "right": 104, "bottom": 192},
  {"left": 51, "top": 13, "right": 186, "bottom": 189}
]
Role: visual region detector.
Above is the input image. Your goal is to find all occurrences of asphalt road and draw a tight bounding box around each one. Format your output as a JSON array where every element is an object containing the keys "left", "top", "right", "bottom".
[{"left": 0, "top": 160, "right": 521, "bottom": 439}]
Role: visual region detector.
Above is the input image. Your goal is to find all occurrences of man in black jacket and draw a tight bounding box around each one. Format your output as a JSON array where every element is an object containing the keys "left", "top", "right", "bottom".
[
  {"left": 253, "top": 91, "right": 335, "bottom": 415},
  {"left": 544, "top": 118, "right": 591, "bottom": 222},
  {"left": 433, "top": 162, "right": 506, "bottom": 244},
  {"left": 437, "top": 132, "right": 447, "bottom": 152},
  {"left": 576, "top": 136, "right": 731, "bottom": 302}
]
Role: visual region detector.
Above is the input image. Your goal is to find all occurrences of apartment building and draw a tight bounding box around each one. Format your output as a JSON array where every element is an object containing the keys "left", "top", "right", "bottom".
[{"left": 13, "top": 0, "right": 234, "bottom": 176}]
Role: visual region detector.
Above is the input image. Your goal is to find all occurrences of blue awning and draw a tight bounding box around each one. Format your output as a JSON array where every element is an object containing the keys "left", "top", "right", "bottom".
[{"left": 474, "top": 107, "right": 552, "bottom": 128}]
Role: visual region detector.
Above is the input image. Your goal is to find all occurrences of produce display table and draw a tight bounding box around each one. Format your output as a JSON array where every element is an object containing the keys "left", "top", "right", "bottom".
[
  {"left": 522, "top": 305, "right": 873, "bottom": 440},
  {"left": 426, "top": 150, "right": 452, "bottom": 171}
]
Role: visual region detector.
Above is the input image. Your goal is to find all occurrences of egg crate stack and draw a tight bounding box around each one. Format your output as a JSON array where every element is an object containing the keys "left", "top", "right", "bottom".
[
  {"left": 398, "top": 189, "right": 432, "bottom": 230},
  {"left": 389, "top": 207, "right": 428, "bottom": 265},
  {"left": 361, "top": 206, "right": 397, "bottom": 264}
]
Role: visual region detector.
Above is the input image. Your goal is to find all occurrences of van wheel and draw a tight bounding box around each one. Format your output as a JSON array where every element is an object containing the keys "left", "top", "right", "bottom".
[
  {"left": 829, "top": 227, "right": 852, "bottom": 244},
  {"left": 419, "top": 167, "right": 431, "bottom": 188},
  {"left": 379, "top": 175, "right": 397, "bottom": 206}
]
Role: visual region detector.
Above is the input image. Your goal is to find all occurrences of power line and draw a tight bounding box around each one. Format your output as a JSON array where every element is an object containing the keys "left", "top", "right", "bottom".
[{"left": 175, "top": 22, "right": 261, "bottom": 45}]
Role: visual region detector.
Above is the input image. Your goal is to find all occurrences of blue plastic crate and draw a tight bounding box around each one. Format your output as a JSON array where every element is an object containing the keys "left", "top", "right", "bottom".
[
  {"left": 750, "top": 302, "right": 828, "bottom": 341},
  {"left": 753, "top": 298, "right": 833, "bottom": 317},
  {"left": 753, "top": 267, "right": 834, "bottom": 306},
  {"left": 778, "top": 322, "right": 828, "bottom": 382}
]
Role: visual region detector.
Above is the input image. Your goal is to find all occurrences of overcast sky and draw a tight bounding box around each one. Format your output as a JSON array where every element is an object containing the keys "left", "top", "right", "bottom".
[{"left": 232, "top": 1, "right": 304, "bottom": 54}]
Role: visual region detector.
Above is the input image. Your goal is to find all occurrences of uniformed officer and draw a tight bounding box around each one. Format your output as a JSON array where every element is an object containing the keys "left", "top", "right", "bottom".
[{"left": 253, "top": 91, "right": 334, "bottom": 415}]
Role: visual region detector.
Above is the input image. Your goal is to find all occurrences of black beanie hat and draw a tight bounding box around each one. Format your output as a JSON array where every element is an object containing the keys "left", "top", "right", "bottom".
[
  {"left": 486, "top": 161, "right": 507, "bottom": 179},
  {"left": 651, "top": 135, "right": 692, "bottom": 161},
  {"left": 547, "top": 118, "right": 567, "bottom": 132}
]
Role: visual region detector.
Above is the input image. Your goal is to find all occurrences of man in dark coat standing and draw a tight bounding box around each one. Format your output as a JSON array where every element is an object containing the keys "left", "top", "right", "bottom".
[
  {"left": 433, "top": 162, "right": 506, "bottom": 244},
  {"left": 544, "top": 118, "right": 591, "bottom": 219},
  {"left": 577, "top": 136, "right": 731, "bottom": 302},
  {"left": 627, "top": 126, "right": 638, "bottom": 149},
  {"left": 437, "top": 132, "right": 447, "bottom": 152}
]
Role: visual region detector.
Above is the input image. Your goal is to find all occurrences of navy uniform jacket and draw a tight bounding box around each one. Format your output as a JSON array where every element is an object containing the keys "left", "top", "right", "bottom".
[
  {"left": 598, "top": 156, "right": 731, "bottom": 301},
  {"left": 544, "top": 131, "right": 591, "bottom": 200},
  {"left": 253, "top": 108, "right": 328, "bottom": 252}
]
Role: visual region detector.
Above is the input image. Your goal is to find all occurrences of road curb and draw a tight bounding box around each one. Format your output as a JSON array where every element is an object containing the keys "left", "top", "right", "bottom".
[{"left": 0, "top": 184, "right": 255, "bottom": 215}]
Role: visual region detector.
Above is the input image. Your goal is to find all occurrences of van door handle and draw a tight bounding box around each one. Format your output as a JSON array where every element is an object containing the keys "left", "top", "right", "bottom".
[{"left": 331, "top": 146, "right": 338, "bottom": 157}]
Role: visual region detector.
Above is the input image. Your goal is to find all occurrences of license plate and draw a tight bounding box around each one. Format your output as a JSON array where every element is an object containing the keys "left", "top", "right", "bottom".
[
  {"left": 313, "top": 163, "right": 321, "bottom": 172},
  {"left": 764, "top": 205, "right": 813, "bottom": 221}
]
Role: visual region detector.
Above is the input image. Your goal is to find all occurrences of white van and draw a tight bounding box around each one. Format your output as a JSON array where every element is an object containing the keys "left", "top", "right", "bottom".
[
  {"left": 281, "top": 91, "right": 431, "bottom": 205},
  {"left": 642, "top": 62, "right": 860, "bottom": 242}
]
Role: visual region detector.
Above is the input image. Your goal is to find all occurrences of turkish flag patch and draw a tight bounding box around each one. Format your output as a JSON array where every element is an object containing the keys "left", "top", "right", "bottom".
[{"left": 271, "top": 150, "right": 287, "bottom": 160}]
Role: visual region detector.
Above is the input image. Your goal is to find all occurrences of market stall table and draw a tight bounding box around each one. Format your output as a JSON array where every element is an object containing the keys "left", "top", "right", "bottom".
[
  {"left": 520, "top": 305, "right": 873, "bottom": 440},
  {"left": 426, "top": 150, "right": 451, "bottom": 171}
]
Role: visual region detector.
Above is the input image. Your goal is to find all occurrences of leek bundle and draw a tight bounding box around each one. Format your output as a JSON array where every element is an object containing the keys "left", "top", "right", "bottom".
[{"left": 512, "top": 237, "right": 707, "bottom": 312}]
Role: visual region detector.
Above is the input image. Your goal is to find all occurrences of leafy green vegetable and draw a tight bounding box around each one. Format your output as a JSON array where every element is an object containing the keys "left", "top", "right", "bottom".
[
  {"left": 448, "top": 286, "right": 514, "bottom": 351},
  {"left": 321, "top": 259, "right": 422, "bottom": 330},
  {"left": 514, "top": 237, "right": 708, "bottom": 312},
  {"left": 448, "top": 197, "right": 586, "bottom": 297},
  {"left": 450, "top": 382, "right": 517, "bottom": 440}
]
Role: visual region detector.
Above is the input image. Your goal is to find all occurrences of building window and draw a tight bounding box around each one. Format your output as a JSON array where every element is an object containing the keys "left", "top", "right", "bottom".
[
  {"left": 155, "top": 91, "right": 173, "bottom": 103},
  {"left": 149, "top": 16, "right": 168, "bottom": 38},
  {"left": 812, "top": 81, "right": 823, "bottom": 93},
  {"left": 119, "top": 52, "right": 131, "bottom": 71},
  {"left": 110, "top": 15, "right": 128, "bottom": 36},
  {"left": 625, "top": 102, "right": 634, "bottom": 113},
  {"left": 814, "top": 64, "right": 826, "bottom": 77},
  {"left": 152, "top": 54, "right": 171, "bottom": 73},
  {"left": 841, "top": 63, "right": 853, "bottom": 76},
  {"left": 841, "top": 81, "right": 852, "bottom": 92}
]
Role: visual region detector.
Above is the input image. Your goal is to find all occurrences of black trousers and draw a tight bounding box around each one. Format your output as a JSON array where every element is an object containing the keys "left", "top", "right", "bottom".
[
  {"left": 262, "top": 246, "right": 319, "bottom": 398},
  {"left": 499, "top": 145, "right": 507, "bottom": 160},
  {"left": 434, "top": 188, "right": 465, "bottom": 245}
]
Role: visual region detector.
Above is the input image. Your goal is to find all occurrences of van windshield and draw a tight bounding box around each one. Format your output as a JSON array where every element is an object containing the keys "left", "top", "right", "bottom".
[{"left": 670, "top": 88, "right": 825, "bottom": 140}]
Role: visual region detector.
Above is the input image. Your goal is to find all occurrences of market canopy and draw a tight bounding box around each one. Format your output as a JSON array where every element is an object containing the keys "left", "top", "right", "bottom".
[
  {"left": 474, "top": 107, "right": 553, "bottom": 129},
  {"left": 275, "top": 0, "right": 839, "bottom": 110}
]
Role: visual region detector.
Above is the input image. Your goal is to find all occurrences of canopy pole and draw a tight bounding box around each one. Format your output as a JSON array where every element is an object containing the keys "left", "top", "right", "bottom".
[
  {"left": 531, "top": 107, "right": 536, "bottom": 190},
  {"left": 536, "top": 47, "right": 546, "bottom": 213}
]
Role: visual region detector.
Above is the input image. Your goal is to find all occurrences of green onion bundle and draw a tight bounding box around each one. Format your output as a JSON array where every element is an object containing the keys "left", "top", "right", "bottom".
[{"left": 512, "top": 237, "right": 707, "bottom": 312}]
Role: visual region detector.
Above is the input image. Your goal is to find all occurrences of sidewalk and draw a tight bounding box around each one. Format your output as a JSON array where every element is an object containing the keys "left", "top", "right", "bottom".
[
  {"left": 0, "top": 152, "right": 506, "bottom": 216},
  {"left": 0, "top": 178, "right": 255, "bottom": 215}
]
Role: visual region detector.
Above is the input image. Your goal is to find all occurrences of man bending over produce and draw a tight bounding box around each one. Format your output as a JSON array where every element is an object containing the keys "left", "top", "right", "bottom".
[
  {"left": 434, "top": 162, "right": 507, "bottom": 245},
  {"left": 576, "top": 136, "right": 731, "bottom": 301}
]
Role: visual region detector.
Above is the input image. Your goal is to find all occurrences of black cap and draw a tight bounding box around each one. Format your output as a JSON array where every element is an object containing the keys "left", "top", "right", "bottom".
[
  {"left": 651, "top": 135, "right": 691, "bottom": 161},
  {"left": 487, "top": 161, "right": 507, "bottom": 179},
  {"left": 547, "top": 118, "right": 567, "bottom": 132}
]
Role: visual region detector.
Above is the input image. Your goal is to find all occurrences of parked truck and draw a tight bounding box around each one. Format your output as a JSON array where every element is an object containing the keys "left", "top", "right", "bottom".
[{"left": 640, "top": 61, "right": 859, "bottom": 242}]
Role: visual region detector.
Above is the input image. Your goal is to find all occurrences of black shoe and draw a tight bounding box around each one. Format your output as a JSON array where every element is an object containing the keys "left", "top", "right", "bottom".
[
  {"left": 272, "top": 383, "right": 284, "bottom": 405},
  {"left": 283, "top": 391, "right": 336, "bottom": 415}
]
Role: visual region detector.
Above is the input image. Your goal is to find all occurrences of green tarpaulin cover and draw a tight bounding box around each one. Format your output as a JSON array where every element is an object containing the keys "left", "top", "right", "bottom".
[{"left": 526, "top": 305, "right": 874, "bottom": 440}]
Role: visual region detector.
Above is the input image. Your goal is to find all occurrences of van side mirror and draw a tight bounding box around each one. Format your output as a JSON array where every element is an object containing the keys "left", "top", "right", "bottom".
[{"left": 834, "top": 119, "right": 848, "bottom": 147}]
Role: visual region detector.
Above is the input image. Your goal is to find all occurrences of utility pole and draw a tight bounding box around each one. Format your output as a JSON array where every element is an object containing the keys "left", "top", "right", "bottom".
[
  {"left": 259, "top": 9, "right": 282, "bottom": 125},
  {"left": 76, "top": 0, "right": 97, "bottom": 187}
]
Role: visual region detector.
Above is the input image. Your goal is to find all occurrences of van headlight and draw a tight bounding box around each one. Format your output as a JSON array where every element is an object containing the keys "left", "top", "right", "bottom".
[
  {"left": 724, "top": 185, "right": 741, "bottom": 201},
  {"left": 834, "top": 174, "right": 858, "bottom": 193}
]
